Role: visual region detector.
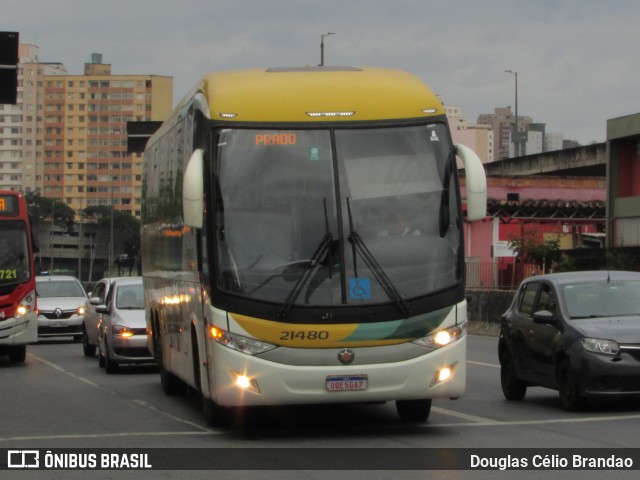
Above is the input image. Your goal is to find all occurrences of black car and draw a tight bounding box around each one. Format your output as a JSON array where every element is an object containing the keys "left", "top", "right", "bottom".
[{"left": 498, "top": 270, "right": 640, "bottom": 410}]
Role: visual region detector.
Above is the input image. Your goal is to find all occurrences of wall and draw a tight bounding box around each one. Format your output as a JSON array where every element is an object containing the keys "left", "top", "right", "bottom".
[{"left": 466, "top": 289, "right": 514, "bottom": 324}]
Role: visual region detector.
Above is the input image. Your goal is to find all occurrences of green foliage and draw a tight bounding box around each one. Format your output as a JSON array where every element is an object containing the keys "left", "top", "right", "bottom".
[
  {"left": 81, "top": 206, "right": 141, "bottom": 260},
  {"left": 508, "top": 227, "right": 563, "bottom": 272},
  {"left": 25, "top": 191, "right": 75, "bottom": 231}
]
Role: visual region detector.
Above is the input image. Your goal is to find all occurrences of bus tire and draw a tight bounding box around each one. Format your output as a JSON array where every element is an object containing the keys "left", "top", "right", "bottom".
[
  {"left": 9, "top": 345, "right": 26, "bottom": 363},
  {"left": 396, "top": 399, "right": 432, "bottom": 422},
  {"left": 157, "top": 333, "right": 187, "bottom": 396},
  {"left": 191, "top": 327, "right": 201, "bottom": 391},
  {"left": 202, "top": 396, "right": 232, "bottom": 428}
]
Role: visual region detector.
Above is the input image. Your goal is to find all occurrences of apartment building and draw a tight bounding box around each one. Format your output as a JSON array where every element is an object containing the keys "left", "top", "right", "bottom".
[
  {"left": 0, "top": 44, "right": 66, "bottom": 192},
  {"left": 42, "top": 53, "right": 172, "bottom": 218},
  {"left": 477, "top": 107, "right": 534, "bottom": 161},
  {"left": 445, "top": 105, "right": 494, "bottom": 164}
]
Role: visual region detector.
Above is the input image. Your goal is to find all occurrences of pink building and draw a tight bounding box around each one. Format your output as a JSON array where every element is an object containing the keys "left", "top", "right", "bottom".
[{"left": 461, "top": 176, "right": 606, "bottom": 288}]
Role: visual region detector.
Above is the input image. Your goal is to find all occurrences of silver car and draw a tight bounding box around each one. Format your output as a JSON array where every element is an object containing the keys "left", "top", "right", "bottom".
[
  {"left": 82, "top": 277, "right": 114, "bottom": 357},
  {"left": 96, "top": 277, "right": 152, "bottom": 372},
  {"left": 36, "top": 275, "right": 88, "bottom": 341}
]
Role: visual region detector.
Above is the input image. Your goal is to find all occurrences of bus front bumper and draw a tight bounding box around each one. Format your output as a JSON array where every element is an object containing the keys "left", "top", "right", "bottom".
[
  {"left": 0, "top": 313, "right": 38, "bottom": 345},
  {"left": 206, "top": 337, "right": 466, "bottom": 407}
]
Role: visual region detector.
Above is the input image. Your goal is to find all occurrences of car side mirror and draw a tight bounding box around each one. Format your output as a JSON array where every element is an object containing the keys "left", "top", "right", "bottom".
[
  {"left": 90, "top": 297, "right": 102, "bottom": 306},
  {"left": 532, "top": 310, "right": 556, "bottom": 324},
  {"left": 95, "top": 305, "right": 109, "bottom": 315}
]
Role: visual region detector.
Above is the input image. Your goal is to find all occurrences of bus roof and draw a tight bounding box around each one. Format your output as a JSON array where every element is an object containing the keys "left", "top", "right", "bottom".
[{"left": 192, "top": 66, "right": 444, "bottom": 123}]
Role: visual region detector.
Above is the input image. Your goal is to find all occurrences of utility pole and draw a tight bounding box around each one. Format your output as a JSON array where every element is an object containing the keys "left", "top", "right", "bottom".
[
  {"left": 505, "top": 70, "right": 519, "bottom": 157},
  {"left": 319, "top": 32, "right": 335, "bottom": 67}
]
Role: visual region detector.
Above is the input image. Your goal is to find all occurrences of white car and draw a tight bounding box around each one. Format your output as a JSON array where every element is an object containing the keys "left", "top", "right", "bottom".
[
  {"left": 36, "top": 275, "right": 88, "bottom": 341},
  {"left": 96, "top": 276, "right": 152, "bottom": 372}
]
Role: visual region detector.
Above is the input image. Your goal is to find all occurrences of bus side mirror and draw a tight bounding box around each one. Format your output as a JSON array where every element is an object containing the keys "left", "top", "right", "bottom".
[
  {"left": 183, "top": 149, "right": 204, "bottom": 229},
  {"left": 455, "top": 144, "right": 487, "bottom": 222}
]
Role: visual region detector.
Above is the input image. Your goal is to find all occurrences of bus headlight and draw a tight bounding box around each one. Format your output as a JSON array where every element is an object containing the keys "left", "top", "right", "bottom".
[
  {"left": 15, "top": 292, "right": 36, "bottom": 319},
  {"left": 209, "top": 326, "right": 276, "bottom": 355},
  {"left": 412, "top": 321, "right": 466, "bottom": 349},
  {"left": 431, "top": 363, "right": 458, "bottom": 387},
  {"left": 229, "top": 370, "right": 261, "bottom": 393}
]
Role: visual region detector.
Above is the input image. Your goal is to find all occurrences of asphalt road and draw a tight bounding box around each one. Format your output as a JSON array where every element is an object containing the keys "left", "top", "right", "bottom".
[{"left": 1, "top": 334, "right": 639, "bottom": 479}]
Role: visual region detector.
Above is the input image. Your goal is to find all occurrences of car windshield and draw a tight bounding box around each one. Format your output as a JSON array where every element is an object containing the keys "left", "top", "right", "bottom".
[
  {"left": 213, "top": 125, "right": 460, "bottom": 310},
  {"left": 116, "top": 284, "right": 144, "bottom": 309},
  {"left": 563, "top": 281, "right": 640, "bottom": 318},
  {"left": 37, "top": 280, "right": 85, "bottom": 298}
]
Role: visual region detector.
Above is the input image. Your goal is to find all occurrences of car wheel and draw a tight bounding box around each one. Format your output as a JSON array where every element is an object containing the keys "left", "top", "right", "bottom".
[
  {"left": 82, "top": 327, "right": 96, "bottom": 357},
  {"left": 104, "top": 339, "right": 118, "bottom": 374},
  {"left": 9, "top": 345, "right": 26, "bottom": 363},
  {"left": 500, "top": 351, "right": 527, "bottom": 401},
  {"left": 558, "top": 359, "right": 583, "bottom": 411},
  {"left": 395, "top": 399, "right": 432, "bottom": 422}
]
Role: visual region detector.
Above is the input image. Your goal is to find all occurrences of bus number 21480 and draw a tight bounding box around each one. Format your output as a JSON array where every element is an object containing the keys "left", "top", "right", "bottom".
[{"left": 279, "top": 330, "right": 330, "bottom": 341}]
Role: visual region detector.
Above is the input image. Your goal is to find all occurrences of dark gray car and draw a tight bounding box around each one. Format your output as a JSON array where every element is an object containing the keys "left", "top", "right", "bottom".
[{"left": 498, "top": 270, "right": 640, "bottom": 410}]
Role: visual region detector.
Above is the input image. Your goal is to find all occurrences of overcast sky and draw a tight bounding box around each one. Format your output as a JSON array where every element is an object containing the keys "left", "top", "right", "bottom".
[{"left": 4, "top": 0, "right": 640, "bottom": 144}]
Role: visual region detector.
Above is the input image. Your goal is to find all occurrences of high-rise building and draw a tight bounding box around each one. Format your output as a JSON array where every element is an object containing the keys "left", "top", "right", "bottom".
[
  {"left": 0, "top": 44, "right": 66, "bottom": 192},
  {"left": 445, "top": 105, "right": 494, "bottom": 164},
  {"left": 544, "top": 132, "right": 565, "bottom": 152},
  {"left": 42, "top": 53, "right": 172, "bottom": 218},
  {"left": 477, "top": 107, "right": 533, "bottom": 161}
]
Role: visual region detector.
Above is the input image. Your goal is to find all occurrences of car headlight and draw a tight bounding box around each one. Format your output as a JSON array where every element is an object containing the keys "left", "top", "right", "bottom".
[
  {"left": 112, "top": 325, "right": 134, "bottom": 338},
  {"left": 209, "top": 326, "right": 276, "bottom": 355},
  {"left": 77, "top": 305, "right": 86, "bottom": 316},
  {"left": 581, "top": 338, "right": 620, "bottom": 356},
  {"left": 412, "top": 321, "right": 467, "bottom": 349}
]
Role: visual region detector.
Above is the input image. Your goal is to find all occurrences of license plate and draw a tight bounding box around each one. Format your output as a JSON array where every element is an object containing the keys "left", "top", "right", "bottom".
[
  {"left": 326, "top": 375, "right": 368, "bottom": 392},
  {"left": 53, "top": 321, "right": 68, "bottom": 327}
]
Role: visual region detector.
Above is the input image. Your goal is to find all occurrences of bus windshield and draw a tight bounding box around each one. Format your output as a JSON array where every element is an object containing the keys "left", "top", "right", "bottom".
[
  {"left": 214, "top": 124, "right": 460, "bottom": 309},
  {"left": 0, "top": 220, "right": 32, "bottom": 285}
]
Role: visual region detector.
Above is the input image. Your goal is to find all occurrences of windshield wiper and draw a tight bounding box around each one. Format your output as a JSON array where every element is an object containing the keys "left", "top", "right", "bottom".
[
  {"left": 278, "top": 199, "right": 333, "bottom": 318},
  {"left": 439, "top": 152, "right": 454, "bottom": 238},
  {"left": 346, "top": 198, "right": 410, "bottom": 316}
]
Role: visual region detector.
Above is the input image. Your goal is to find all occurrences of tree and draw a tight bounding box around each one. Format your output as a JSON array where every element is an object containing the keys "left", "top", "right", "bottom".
[
  {"left": 25, "top": 191, "right": 75, "bottom": 231},
  {"left": 81, "top": 206, "right": 141, "bottom": 272},
  {"left": 508, "top": 227, "right": 562, "bottom": 273}
]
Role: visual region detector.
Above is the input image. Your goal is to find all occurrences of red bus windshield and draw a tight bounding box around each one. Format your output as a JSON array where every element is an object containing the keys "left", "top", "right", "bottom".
[{"left": 0, "top": 220, "right": 31, "bottom": 285}]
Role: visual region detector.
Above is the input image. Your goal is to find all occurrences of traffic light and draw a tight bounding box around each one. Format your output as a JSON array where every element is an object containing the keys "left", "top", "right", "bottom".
[{"left": 0, "top": 31, "right": 19, "bottom": 105}]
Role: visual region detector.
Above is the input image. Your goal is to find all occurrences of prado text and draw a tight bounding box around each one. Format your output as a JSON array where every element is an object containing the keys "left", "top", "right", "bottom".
[{"left": 471, "top": 454, "right": 634, "bottom": 470}]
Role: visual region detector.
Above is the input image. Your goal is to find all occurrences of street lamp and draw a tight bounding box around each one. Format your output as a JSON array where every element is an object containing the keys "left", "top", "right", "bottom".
[
  {"left": 505, "top": 69, "right": 519, "bottom": 157},
  {"left": 319, "top": 32, "right": 335, "bottom": 67}
]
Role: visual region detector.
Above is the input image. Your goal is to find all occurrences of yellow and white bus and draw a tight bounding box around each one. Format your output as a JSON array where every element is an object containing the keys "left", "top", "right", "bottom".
[{"left": 141, "top": 66, "right": 487, "bottom": 425}]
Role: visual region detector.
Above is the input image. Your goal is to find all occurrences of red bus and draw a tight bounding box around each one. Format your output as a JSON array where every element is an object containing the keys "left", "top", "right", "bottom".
[{"left": 0, "top": 191, "right": 38, "bottom": 362}]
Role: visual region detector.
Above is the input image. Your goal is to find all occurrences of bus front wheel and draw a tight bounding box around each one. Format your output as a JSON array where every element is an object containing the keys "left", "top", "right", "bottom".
[
  {"left": 396, "top": 399, "right": 432, "bottom": 422},
  {"left": 202, "top": 396, "right": 232, "bottom": 428},
  {"left": 9, "top": 345, "right": 26, "bottom": 363}
]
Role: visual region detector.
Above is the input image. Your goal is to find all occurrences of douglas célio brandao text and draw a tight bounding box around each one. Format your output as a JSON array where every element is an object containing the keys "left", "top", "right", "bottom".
[{"left": 470, "top": 453, "right": 634, "bottom": 470}]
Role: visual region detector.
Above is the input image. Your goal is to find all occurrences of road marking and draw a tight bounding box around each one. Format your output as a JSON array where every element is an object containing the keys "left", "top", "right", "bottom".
[
  {"left": 27, "top": 353, "right": 216, "bottom": 434},
  {"left": 431, "top": 412, "right": 640, "bottom": 428},
  {"left": 431, "top": 406, "right": 496, "bottom": 424},
  {"left": 467, "top": 360, "right": 500, "bottom": 368},
  {"left": 0, "top": 431, "right": 211, "bottom": 442},
  {"left": 19, "top": 354, "right": 640, "bottom": 437}
]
